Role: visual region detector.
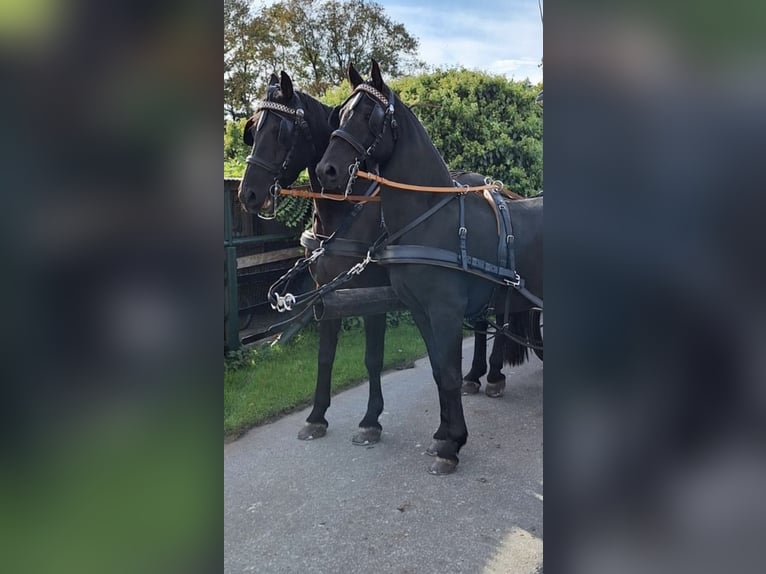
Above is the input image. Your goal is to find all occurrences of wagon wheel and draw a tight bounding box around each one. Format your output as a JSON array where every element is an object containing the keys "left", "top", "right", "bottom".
[{"left": 531, "top": 309, "right": 543, "bottom": 361}]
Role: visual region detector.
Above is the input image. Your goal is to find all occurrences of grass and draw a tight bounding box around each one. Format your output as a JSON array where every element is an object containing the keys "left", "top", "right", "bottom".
[{"left": 224, "top": 321, "right": 427, "bottom": 440}]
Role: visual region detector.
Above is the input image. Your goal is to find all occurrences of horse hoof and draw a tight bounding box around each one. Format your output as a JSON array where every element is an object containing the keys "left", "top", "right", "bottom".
[
  {"left": 462, "top": 380, "right": 481, "bottom": 395},
  {"left": 428, "top": 457, "right": 458, "bottom": 475},
  {"left": 485, "top": 380, "right": 506, "bottom": 398},
  {"left": 298, "top": 423, "right": 327, "bottom": 440},
  {"left": 425, "top": 439, "right": 449, "bottom": 456},
  {"left": 352, "top": 427, "right": 381, "bottom": 445}
]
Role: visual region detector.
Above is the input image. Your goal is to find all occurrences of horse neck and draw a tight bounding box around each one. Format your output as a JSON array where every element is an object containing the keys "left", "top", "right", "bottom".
[
  {"left": 297, "top": 91, "right": 334, "bottom": 173},
  {"left": 378, "top": 105, "right": 454, "bottom": 229}
]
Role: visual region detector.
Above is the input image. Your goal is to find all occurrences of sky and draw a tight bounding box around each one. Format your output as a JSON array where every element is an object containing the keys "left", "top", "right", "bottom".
[
  {"left": 251, "top": 0, "right": 543, "bottom": 84},
  {"left": 378, "top": 0, "right": 543, "bottom": 84}
]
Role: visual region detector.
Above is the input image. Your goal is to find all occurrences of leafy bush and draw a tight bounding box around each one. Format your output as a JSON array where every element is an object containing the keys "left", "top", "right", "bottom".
[
  {"left": 224, "top": 117, "right": 250, "bottom": 161},
  {"left": 391, "top": 69, "right": 542, "bottom": 197}
]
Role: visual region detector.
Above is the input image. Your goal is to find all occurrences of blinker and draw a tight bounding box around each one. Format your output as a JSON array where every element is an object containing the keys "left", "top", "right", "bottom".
[{"left": 369, "top": 104, "right": 385, "bottom": 134}]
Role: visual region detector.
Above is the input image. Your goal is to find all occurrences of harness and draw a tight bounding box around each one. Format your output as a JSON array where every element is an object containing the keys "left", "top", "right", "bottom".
[
  {"left": 266, "top": 83, "right": 542, "bottom": 352},
  {"left": 370, "top": 190, "right": 542, "bottom": 309},
  {"left": 245, "top": 85, "right": 316, "bottom": 219},
  {"left": 324, "top": 83, "right": 542, "bottom": 310}
]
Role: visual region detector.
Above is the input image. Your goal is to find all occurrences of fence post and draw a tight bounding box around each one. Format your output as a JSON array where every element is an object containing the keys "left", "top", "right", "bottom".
[{"left": 224, "top": 184, "right": 240, "bottom": 352}]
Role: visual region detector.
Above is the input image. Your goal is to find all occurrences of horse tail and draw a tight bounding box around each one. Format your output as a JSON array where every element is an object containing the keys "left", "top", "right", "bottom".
[{"left": 503, "top": 311, "right": 530, "bottom": 367}]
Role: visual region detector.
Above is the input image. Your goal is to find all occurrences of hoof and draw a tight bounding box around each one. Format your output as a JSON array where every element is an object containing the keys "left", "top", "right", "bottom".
[
  {"left": 298, "top": 423, "right": 327, "bottom": 441},
  {"left": 485, "top": 380, "right": 506, "bottom": 398},
  {"left": 462, "top": 380, "right": 481, "bottom": 395},
  {"left": 428, "top": 457, "right": 458, "bottom": 475},
  {"left": 352, "top": 427, "right": 381, "bottom": 445},
  {"left": 425, "top": 438, "right": 449, "bottom": 457}
]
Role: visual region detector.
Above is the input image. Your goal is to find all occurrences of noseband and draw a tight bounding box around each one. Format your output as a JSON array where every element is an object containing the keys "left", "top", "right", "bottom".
[{"left": 246, "top": 94, "right": 315, "bottom": 219}]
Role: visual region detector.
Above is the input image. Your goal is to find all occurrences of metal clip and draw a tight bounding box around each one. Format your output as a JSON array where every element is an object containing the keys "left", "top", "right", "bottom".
[
  {"left": 307, "top": 247, "right": 325, "bottom": 262},
  {"left": 274, "top": 293, "right": 296, "bottom": 313},
  {"left": 458, "top": 226, "right": 467, "bottom": 239},
  {"left": 506, "top": 234, "right": 514, "bottom": 244},
  {"left": 349, "top": 251, "right": 372, "bottom": 275},
  {"left": 504, "top": 273, "right": 521, "bottom": 288}
]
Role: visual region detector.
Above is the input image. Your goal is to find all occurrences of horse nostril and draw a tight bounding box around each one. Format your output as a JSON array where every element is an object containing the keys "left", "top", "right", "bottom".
[{"left": 325, "top": 164, "right": 337, "bottom": 178}]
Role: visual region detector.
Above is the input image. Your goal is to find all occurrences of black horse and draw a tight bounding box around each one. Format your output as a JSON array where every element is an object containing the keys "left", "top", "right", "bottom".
[
  {"left": 238, "top": 72, "right": 520, "bottom": 446},
  {"left": 316, "top": 61, "right": 543, "bottom": 474}
]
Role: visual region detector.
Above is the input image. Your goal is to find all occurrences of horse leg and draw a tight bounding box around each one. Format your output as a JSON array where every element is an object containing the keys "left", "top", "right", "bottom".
[
  {"left": 485, "top": 312, "right": 507, "bottom": 398},
  {"left": 298, "top": 318, "right": 341, "bottom": 440},
  {"left": 352, "top": 313, "right": 387, "bottom": 445},
  {"left": 427, "top": 312, "right": 469, "bottom": 475},
  {"left": 462, "top": 319, "right": 487, "bottom": 394},
  {"left": 404, "top": 306, "right": 449, "bottom": 458}
]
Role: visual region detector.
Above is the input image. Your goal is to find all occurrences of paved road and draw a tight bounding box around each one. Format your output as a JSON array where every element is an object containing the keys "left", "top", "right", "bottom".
[{"left": 225, "top": 338, "right": 543, "bottom": 574}]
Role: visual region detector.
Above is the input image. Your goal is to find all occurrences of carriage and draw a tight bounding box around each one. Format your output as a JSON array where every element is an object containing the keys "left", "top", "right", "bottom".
[{"left": 223, "top": 178, "right": 311, "bottom": 352}]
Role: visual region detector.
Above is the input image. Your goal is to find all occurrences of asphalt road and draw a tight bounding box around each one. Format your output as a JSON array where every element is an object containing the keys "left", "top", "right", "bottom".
[{"left": 224, "top": 337, "right": 543, "bottom": 574}]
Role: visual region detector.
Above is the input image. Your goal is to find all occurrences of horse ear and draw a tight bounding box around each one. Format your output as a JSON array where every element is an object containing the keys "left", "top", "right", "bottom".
[
  {"left": 280, "top": 71, "right": 294, "bottom": 101},
  {"left": 348, "top": 62, "right": 363, "bottom": 88},
  {"left": 269, "top": 73, "right": 279, "bottom": 86},
  {"left": 370, "top": 59, "right": 384, "bottom": 91},
  {"left": 243, "top": 118, "right": 255, "bottom": 147},
  {"left": 328, "top": 106, "right": 340, "bottom": 130}
]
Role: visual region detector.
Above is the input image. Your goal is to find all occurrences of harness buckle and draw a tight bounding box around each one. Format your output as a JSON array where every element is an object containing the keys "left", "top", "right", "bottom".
[
  {"left": 458, "top": 226, "right": 467, "bottom": 239},
  {"left": 504, "top": 273, "right": 521, "bottom": 288},
  {"left": 506, "top": 234, "right": 514, "bottom": 244}
]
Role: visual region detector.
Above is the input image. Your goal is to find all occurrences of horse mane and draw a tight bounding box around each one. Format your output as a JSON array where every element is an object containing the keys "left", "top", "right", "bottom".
[{"left": 296, "top": 90, "right": 334, "bottom": 123}]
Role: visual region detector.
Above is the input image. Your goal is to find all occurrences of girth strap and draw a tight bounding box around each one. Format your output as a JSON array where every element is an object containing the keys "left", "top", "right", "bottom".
[
  {"left": 458, "top": 194, "right": 468, "bottom": 271},
  {"left": 485, "top": 188, "right": 515, "bottom": 272}
]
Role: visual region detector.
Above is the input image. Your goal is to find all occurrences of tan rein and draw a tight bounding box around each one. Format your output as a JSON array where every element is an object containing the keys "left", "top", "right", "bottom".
[
  {"left": 356, "top": 170, "right": 524, "bottom": 200},
  {"left": 277, "top": 173, "right": 524, "bottom": 202},
  {"left": 279, "top": 184, "right": 381, "bottom": 202}
]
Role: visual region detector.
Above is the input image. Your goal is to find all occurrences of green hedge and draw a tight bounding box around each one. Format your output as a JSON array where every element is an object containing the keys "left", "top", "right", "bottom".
[{"left": 391, "top": 69, "right": 542, "bottom": 197}]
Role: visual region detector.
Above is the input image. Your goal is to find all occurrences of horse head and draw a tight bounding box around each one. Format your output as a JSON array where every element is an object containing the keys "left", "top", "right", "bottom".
[
  {"left": 317, "top": 60, "right": 399, "bottom": 192},
  {"left": 238, "top": 71, "right": 317, "bottom": 218}
]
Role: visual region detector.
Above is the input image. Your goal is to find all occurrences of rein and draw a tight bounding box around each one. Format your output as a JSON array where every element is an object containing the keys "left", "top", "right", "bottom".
[
  {"left": 355, "top": 170, "right": 505, "bottom": 194},
  {"left": 279, "top": 183, "right": 381, "bottom": 203}
]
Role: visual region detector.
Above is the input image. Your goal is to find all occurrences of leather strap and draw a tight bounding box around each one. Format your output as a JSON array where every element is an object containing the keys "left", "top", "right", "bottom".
[{"left": 300, "top": 231, "right": 372, "bottom": 259}]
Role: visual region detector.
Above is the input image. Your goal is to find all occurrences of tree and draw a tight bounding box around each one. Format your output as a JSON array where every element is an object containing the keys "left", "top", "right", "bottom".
[
  {"left": 224, "top": 0, "right": 281, "bottom": 119},
  {"left": 224, "top": 0, "right": 424, "bottom": 117}
]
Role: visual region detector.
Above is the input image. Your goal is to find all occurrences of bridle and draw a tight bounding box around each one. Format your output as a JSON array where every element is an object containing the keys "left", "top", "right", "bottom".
[
  {"left": 245, "top": 87, "right": 316, "bottom": 219},
  {"left": 329, "top": 83, "right": 398, "bottom": 197}
]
